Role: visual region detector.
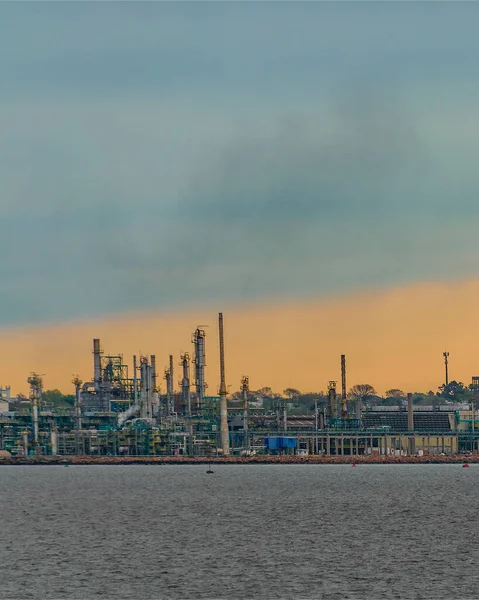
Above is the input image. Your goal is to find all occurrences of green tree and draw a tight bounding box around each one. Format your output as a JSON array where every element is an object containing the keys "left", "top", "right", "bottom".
[
  {"left": 385, "top": 388, "right": 405, "bottom": 400},
  {"left": 42, "top": 389, "right": 74, "bottom": 407},
  {"left": 438, "top": 381, "right": 471, "bottom": 401},
  {"left": 348, "top": 384, "right": 376, "bottom": 407}
]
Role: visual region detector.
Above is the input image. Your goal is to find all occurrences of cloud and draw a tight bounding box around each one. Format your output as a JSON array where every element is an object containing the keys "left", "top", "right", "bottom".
[{"left": 1, "top": 2, "right": 479, "bottom": 327}]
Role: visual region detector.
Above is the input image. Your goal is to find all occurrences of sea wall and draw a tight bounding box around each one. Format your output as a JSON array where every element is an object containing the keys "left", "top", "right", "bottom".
[{"left": 0, "top": 454, "right": 477, "bottom": 466}]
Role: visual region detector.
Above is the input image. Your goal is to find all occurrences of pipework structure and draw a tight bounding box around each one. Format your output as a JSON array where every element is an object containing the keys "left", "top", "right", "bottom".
[
  {"left": 341, "top": 355, "right": 347, "bottom": 418},
  {"left": 218, "top": 313, "right": 230, "bottom": 456},
  {"left": 82, "top": 338, "right": 135, "bottom": 412},
  {"left": 180, "top": 353, "right": 191, "bottom": 415},
  {"left": 192, "top": 327, "right": 206, "bottom": 413}
]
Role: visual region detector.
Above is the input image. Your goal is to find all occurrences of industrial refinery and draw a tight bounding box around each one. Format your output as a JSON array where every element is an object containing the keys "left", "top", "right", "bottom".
[{"left": 0, "top": 312, "right": 478, "bottom": 459}]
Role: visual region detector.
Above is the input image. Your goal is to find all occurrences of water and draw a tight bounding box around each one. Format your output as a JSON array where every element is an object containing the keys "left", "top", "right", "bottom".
[{"left": 1, "top": 464, "right": 478, "bottom": 599}]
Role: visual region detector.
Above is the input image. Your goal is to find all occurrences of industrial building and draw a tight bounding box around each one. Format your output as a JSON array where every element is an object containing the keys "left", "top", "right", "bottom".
[{"left": 0, "top": 319, "right": 478, "bottom": 457}]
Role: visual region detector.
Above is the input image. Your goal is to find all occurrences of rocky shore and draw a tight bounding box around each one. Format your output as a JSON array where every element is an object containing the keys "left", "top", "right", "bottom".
[{"left": 0, "top": 454, "right": 477, "bottom": 466}]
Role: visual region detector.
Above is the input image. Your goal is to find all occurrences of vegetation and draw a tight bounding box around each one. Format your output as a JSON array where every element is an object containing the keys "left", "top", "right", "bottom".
[
  {"left": 42, "top": 389, "right": 75, "bottom": 408},
  {"left": 229, "top": 380, "right": 477, "bottom": 414}
]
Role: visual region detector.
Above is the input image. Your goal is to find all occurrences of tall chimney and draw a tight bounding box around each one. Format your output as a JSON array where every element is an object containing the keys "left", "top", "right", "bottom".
[
  {"left": 218, "top": 313, "right": 230, "bottom": 455},
  {"left": 341, "top": 355, "right": 347, "bottom": 418},
  {"left": 93, "top": 339, "right": 101, "bottom": 389}
]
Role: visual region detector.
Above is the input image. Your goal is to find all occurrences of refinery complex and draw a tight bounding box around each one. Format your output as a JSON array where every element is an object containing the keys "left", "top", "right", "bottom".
[{"left": 0, "top": 312, "right": 478, "bottom": 458}]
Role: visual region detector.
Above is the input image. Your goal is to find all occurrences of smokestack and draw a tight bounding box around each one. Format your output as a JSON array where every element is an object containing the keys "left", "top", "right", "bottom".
[
  {"left": 341, "top": 355, "right": 347, "bottom": 418},
  {"left": 218, "top": 312, "right": 230, "bottom": 456},
  {"left": 407, "top": 392, "right": 414, "bottom": 431},
  {"left": 93, "top": 339, "right": 101, "bottom": 389}
]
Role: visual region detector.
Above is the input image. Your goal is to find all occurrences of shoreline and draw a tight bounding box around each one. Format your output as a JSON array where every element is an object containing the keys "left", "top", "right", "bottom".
[{"left": 0, "top": 455, "right": 477, "bottom": 466}]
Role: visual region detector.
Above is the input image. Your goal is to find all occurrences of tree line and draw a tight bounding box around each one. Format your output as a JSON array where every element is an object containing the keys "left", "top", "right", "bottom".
[{"left": 230, "top": 380, "right": 477, "bottom": 414}]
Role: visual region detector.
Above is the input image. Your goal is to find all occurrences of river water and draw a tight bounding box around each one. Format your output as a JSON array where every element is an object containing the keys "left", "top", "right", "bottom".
[{"left": 1, "top": 464, "right": 478, "bottom": 599}]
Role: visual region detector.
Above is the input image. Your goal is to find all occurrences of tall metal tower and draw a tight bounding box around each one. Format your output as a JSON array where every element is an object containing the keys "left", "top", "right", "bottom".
[
  {"left": 192, "top": 327, "right": 206, "bottom": 412},
  {"left": 72, "top": 376, "right": 83, "bottom": 431},
  {"left": 164, "top": 363, "right": 174, "bottom": 417},
  {"left": 27, "top": 373, "right": 43, "bottom": 448},
  {"left": 241, "top": 375, "right": 249, "bottom": 445},
  {"left": 180, "top": 353, "right": 191, "bottom": 415},
  {"left": 140, "top": 357, "right": 151, "bottom": 418},
  {"left": 340, "top": 355, "right": 347, "bottom": 418},
  {"left": 443, "top": 351, "right": 450, "bottom": 387}
]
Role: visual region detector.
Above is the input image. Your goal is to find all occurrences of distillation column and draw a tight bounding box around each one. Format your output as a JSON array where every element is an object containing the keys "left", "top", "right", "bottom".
[
  {"left": 241, "top": 375, "right": 249, "bottom": 449},
  {"left": 180, "top": 353, "right": 191, "bottom": 415},
  {"left": 72, "top": 376, "right": 83, "bottom": 431},
  {"left": 27, "top": 373, "right": 43, "bottom": 450},
  {"left": 218, "top": 313, "right": 230, "bottom": 455},
  {"left": 93, "top": 338, "right": 102, "bottom": 391},
  {"left": 133, "top": 355, "right": 138, "bottom": 404},
  {"left": 164, "top": 357, "right": 174, "bottom": 417},
  {"left": 341, "top": 355, "right": 347, "bottom": 418},
  {"left": 140, "top": 357, "right": 151, "bottom": 418},
  {"left": 151, "top": 355, "right": 159, "bottom": 416},
  {"left": 328, "top": 381, "right": 337, "bottom": 421},
  {"left": 193, "top": 328, "right": 206, "bottom": 412}
]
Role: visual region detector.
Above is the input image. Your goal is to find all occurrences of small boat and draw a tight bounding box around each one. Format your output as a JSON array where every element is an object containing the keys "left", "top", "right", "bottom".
[
  {"left": 462, "top": 463, "right": 470, "bottom": 468},
  {"left": 206, "top": 464, "right": 214, "bottom": 474},
  {"left": 352, "top": 462, "right": 356, "bottom": 467}
]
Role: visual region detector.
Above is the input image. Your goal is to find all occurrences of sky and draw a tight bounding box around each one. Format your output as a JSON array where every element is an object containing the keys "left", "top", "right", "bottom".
[{"left": 1, "top": 2, "right": 479, "bottom": 393}]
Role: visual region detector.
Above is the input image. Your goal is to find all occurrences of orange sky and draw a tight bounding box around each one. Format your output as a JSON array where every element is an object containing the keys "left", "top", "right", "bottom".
[{"left": 1, "top": 278, "right": 478, "bottom": 397}]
